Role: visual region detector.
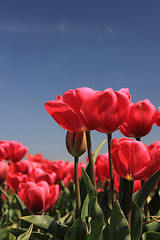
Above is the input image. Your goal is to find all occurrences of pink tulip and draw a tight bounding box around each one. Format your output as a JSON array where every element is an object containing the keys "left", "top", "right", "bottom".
[
  {"left": 95, "top": 153, "right": 110, "bottom": 183},
  {"left": 31, "top": 168, "right": 57, "bottom": 185},
  {"left": 0, "top": 140, "right": 28, "bottom": 162},
  {"left": 119, "top": 99, "right": 159, "bottom": 138},
  {"left": 17, "top": 181, "right": 59, "bottom": 213},
  {"left": 0, "top": 141, "right": 10, "bottom": 161},
  {"left": 7, "top": 160, "right": 32, "bottom": 191},
  {"left": 111, "top": 138, "right": 160, "bottom": 180},
  {"left": 44, "top": 87, "right": 117, "bottom": 132}
]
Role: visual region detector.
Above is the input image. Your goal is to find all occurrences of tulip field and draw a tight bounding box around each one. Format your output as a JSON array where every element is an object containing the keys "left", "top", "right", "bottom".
[{"left": 0, "top": 87, "right": 160, "bottom": 240}]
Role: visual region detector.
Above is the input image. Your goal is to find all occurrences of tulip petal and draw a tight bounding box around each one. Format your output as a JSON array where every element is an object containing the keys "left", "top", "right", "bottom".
[
  {"left": 97, "top": 89, "right": 131, "bottom": 133},
  {"left": 45, "top": 101, "right": 84, "bottom": 132},
  {"left": 134, "top": 145, "right": 160, "bottom": 179},
  {"left": 81, "top": 89, "right": 117, "bottom": 130}
]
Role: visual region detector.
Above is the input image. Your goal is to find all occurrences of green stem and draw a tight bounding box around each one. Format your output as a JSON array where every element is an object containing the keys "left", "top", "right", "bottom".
[
  {"left": 120, "top": 178, "right": 134, "bottom": 229},
  {"left": 85, "top": 131, "right": 96, "bottom": 189},
  {"left": 107, "top": 133, "right": 116, "bottom": 205},
  {"left": 141, "top": 179, "right": 150, "bottom": 222},
  {"left": 136, "top": 137, "right": 150, "bottom": 220},
  {"left": 74, "top": 156, "right": 81, "bottom": 219},
  {"left": 136, "top": 137, "right": 141, "bottom": 141}
]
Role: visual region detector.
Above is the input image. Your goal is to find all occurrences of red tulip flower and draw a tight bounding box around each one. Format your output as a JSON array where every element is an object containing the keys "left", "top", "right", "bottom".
[
  {"left": 50, "top": 160, "right": 67, "bottom": 182},
  {"left": 7, "top": 160, "right": 32, "bottom": 191},
  {"left": 111, "top": 138, "right": 160, "bottom": 180},
  {"left": 17, "top": 181, "right": 59, "bottom": 213},
  {"left": 97, "top": 88, "right": 131, "bottom": 133},
  {"left": 30, "top": 168, "right": 57, "bottom": 186},
  {"left": 95, "top": 153, "right": 110, "bottom": 184},
  {"left": 119, "top": 99, "right": 159, "bottom": 138},
  {"left": 44, "top": 87, "right": 117, "bottom": 132},
  {"left": 155, "top": 106, "right": 160, "bottom": 126},
  {"left": 0, "top": 142, "right": 8, "bottom": 161},
  {"left": 0, "top": 161, "right": 9, "bottom": 185},
  {"left": 0, "top": 141, "right": 28, "bottom": 162}
]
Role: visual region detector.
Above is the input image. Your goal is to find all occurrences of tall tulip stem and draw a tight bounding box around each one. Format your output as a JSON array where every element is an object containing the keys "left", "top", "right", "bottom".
[
  {"left": 107, "top": 133, "right": 116, "bottom": 205},
  {"left": 74, "top": 156, "right": 81, "bottom": 219},
  {"left": 120, "top": 178, "right": 134, "bottom": 229},
  {"left": 85, "top": 131, "right": 96, "bottom": 189}
]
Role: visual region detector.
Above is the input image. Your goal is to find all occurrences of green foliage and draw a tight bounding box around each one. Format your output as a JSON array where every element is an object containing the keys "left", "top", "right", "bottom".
[
  {"left": 19, "top": 215, "right": 69, "bottom": 240},
  {"left": 110, "top": 200, "right": 131, "bottom": 240},
  {"left": 82, "top": 168, "right": 105, "bottom": 240},
  {"left": 0, "top": 227, "right": 10, "bottom": 240},
  {"left": 131, "top": 200, "right": 142, "bottom": 240},
  {"left": 133, "top": 170, "right": 160, "bottom": 209},
  {"left": 14, "top": 194, "right": 30, "bottom": 217},
  {"left": 1, "top": 140, "right": 160, "bottom": 239},
  {"left": 9, "top": 227, "right": 51, "bottom": 240},
  {"left": 100, "top": 200, "right": 131, "bottom": 240},
  {"left": 17, "top": 224, "right": 33, "bottom": 240},
  {"left": 142, "top": 231, "right": 160, "bottom": 240},
  {"left": 64, "top": 219, "right": 87, "bottom": 240},
  {"left": 80, "top": 139, "right": 106, "bottom": 206}
]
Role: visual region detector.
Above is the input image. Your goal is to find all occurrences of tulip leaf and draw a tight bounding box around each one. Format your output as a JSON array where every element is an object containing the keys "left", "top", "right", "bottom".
[
  {"left": 149, "top": 187, "right": 160, "bottom": 216},
  {"left": 9, "top": 227, "right": 50, "bottom": 240},
  {"left": 133, "top": 170, "right": 160, "bottom": 209},
  {"left": 131, "top": 200, "right": 142, "bottom": 240},
  {"left": 98, "top": 191, "right": 112, "bottom": 222},
  {"left": 143, "top": 209, "right": 160, "bottom": 233},
  {"left": 100, "top": 223, "right": 113, "bottom": 240},
  {"left": 142, "top": 231, "right": 160, "bottom": 240},
  {"left": 80, "top": 138, "right": 106, "bottom": 206},
  {"left": 64, "top": 219, "right": 87, "bottom": 240},
  {"left": 82, "top": 168, "right": 105, "bottom": 240},
  {"left": 110, "top": 200, "right": 131, "bottom": 240},
  {"left": 81, "top": 195, "right": 89, "bottom": 219},
  {"left": 0, "top": 187, "right": 10, "bottom": 203},
  {"left": 14, "top": 193, "right": 30, "bottom": 216},
  {"left": 92, "top": 138, "right": 107, "bottom": 164},
  {"left": 20, "top": 215, "right": 69, "bottom": 240},
  {"left": 82, "top": 168, "right": 96, "bottom": 198},
  {"left": 0, "top": 227, "right": 9, "bottom": 240},
  {"left": 17, "top": 224, "right": 33, "bottom": 240}
]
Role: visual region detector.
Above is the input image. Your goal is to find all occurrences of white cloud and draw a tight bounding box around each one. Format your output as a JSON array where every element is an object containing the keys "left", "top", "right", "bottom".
[
  {"left": 105, "top": 26, "right": 115, "bottom": 35},
  {"left": 0, "top": 22, "right": 68, "bottom": 34}
]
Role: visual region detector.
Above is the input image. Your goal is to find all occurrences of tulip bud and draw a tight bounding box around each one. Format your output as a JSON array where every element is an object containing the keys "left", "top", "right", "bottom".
[{"left": 66, "top": 131, "right": 87, "bottom": 158}]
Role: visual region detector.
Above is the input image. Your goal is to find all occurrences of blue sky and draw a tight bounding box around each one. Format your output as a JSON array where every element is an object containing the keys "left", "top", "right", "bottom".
[{"left": 0, "top": 1, "right": 160, "bottom": 161}]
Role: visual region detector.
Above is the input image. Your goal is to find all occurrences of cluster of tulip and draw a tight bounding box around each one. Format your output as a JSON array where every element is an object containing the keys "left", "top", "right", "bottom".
[
  {"left": 45, "top": 87, "right": 160, "bottom": 182},
  {"left": 0, "top": 87, "right": 160, "bottom": 240},
  {"left": 0, "top": 140, "right": 113, "bottom": 213},
  {"left": 44, "top": 87, "right": 160, "bottom": 239}
]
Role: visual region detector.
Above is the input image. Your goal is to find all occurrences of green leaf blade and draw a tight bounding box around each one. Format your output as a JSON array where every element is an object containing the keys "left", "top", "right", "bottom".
[
  {"left": 110, "top": 200, "right": 131, "bottom": 240},
  {"left": 131, "top": 200, "right": 142, "bottom": 240},
  {"left": 64, "top": 219, "right": 87, "bottom": 240},
  {"left": 17, "top": 224, "right": 33, "bottom": 240},
  {"left": 142, "top": 231, "right": 160, "bottom": 240},
  {"left": 133, "top": 170, "right": 160, "bottom": 209},
  {"left": 82, "top": 168, "right": 105, "bottom": 240},
  {"left": 20, "top": 215, "right": 69, "bottom": 240}
]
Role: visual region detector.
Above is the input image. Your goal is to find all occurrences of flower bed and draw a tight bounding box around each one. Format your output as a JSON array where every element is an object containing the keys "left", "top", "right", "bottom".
[{"left": 0, "top": 87, "right": 160, "bottom": 240}]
